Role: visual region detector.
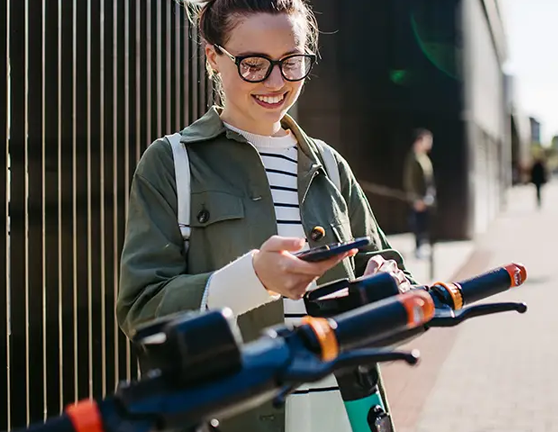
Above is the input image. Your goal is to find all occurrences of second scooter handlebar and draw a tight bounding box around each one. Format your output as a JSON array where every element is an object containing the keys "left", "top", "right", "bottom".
[
  {"left": 305, "top": 263, "right": 528, "bottom": 316},
  {"left": 11, "top": 289, "right": 435, "bottom": 432}
]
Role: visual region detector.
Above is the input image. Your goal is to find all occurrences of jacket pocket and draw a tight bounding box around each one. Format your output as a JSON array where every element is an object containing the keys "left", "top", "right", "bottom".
[
  {"left": 190, "top": 190, "right": 245, "bottom": 228},
  {"left": 189, "top": 190, "right": 247, "bottom": 271}
]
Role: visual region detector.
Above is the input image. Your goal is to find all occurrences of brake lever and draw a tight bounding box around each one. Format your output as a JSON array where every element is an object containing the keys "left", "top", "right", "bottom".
[
  {"left": 274, "top": 348, "right": 420, "bottom": 407},
  {"left": 428, "top": 302, "right": 527, "bottom": 327},
  {"left": 334, "top": 348, "right": 420, "bottom": 368}
]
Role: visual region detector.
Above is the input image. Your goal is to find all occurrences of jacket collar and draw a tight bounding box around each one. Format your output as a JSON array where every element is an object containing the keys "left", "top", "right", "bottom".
[
  {"left": 180, "top": 106, "right": 324, "bottom": 174},
  {"left": 179, "top": 106, "right": 227, "bottom": 143}
]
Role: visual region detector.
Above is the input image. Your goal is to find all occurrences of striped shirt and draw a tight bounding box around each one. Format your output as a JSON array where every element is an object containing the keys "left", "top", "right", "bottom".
[{"left": 223, "top": 123, "right": 353, "bottom": 432}]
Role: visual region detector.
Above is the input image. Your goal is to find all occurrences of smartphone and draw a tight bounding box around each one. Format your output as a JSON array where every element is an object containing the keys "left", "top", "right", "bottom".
[{"left": 294, "top": 237, "right": 371, "bottom": 262}]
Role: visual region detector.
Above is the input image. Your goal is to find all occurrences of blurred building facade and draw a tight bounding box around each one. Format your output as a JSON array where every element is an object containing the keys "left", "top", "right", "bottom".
[
  {"left": 529, "top": 117, "right": 541, "bottom": 144},
  {"left": 505, "top": 74, "right": 532, "bottom": 184},
  {"left": 297, "top": 0, "right": 511, "bottom": 240}
]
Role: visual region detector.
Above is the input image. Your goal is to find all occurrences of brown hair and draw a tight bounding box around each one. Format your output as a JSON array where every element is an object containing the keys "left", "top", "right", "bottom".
[{"left": 185, "top": 0, "right": 318, "bottom": 51}]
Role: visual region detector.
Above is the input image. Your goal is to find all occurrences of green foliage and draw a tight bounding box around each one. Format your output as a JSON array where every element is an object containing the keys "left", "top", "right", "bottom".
[{"left": 532, "top": 139, "right": 558, "bottom": 172}]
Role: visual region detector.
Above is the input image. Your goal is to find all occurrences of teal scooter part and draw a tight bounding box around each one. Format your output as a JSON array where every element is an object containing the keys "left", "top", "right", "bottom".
[{"left": 344, "top": 391, "right": 385, "bottom": 432}]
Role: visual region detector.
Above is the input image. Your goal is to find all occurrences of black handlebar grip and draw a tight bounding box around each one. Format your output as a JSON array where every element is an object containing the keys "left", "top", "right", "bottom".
[
  {"left": 439, "top": 263, "right": 527, "bottom": 307},
  {"left": 330, "top": 290, "right": 435, "bottom": 353}
]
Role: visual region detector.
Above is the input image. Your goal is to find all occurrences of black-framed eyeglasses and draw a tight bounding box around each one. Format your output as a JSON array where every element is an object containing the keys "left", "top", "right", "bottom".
[{"left": 214, "top": 44, "right": 316, "bottom": 83}]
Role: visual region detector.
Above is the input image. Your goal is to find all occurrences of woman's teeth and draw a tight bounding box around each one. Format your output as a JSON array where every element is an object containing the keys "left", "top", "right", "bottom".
[{"left": 254, "top": 94, "right": 284, "bottom": 104}]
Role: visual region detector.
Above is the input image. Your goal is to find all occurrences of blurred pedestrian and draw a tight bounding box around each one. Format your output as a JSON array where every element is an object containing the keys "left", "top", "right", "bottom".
[
  {"left": 403, "top": 128, "right": 436, "bottom": 259},
  {"left": 530, "top": 156, "right": 548, "bottom": 209}
]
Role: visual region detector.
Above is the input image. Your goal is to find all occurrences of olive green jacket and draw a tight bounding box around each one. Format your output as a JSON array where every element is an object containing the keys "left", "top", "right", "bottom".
[
  {"left": 117, "top": 107, "right": 417, "bottom": 432},
  {"left": 403, "top": 150, "right": 436, "bottom": 203}
]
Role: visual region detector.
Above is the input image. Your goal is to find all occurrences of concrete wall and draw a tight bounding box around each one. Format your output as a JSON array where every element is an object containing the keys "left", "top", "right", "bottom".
[{"left": 462, "top": 0, "right": 508, "bottom": 235}]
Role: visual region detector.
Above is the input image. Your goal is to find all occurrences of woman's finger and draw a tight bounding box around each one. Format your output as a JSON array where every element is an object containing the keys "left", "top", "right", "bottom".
[{"left": 363, "top": 255, "right": 385, "bottom": 275}]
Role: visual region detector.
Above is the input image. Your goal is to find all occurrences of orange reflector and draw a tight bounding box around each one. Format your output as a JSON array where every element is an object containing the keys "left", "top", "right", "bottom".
[
  {"left": 301, "top": 316, "right": 339, "bottom": 361},
  {"left": 432, "top": 281, "right": 464, "bottom": 310},
  {"left": 399, "top": 290, "right": 435, "bottom": 328},
  {"left": 504, "top": 263, "right": 527, "bottom": 287},
  {"left": 66, "top": 400, "right": 103, "bottom": 432}
]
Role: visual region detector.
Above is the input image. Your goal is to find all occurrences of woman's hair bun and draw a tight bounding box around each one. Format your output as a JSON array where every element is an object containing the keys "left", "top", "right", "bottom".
[{"left": 180, "top": 0, "right": 217, "bottom": 25}]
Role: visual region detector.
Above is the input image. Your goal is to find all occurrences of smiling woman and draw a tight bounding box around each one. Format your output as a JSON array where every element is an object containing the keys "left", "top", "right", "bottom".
[
  {"left": 116, "top": 1, "right": 418, "bottom": 432},
  {"left": 194, "top": 0, "right": 318, "bottom": 135}
]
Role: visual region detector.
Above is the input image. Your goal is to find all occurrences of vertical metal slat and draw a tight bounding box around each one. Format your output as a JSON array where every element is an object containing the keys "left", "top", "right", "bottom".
[
  {"left": 43, "top": 0, "right": 61, "bottom": 419},
  {"left": 86, "top": 0, "right": 94, "bottom": 399},
  {"left": 41, "top": 0, "right": 48, "bottom": 419},
  {"left": 74, "top": 0, "right": 94, "bottom": 400},
  {"left": 146, "top": 0, "right": 152, "bottom": 144},
  {"left": 56, "top": 0, "right": 64, "bottom": 414},
  {"left": 111, "top": 0, "right": 119, "bottom": 387},
  {"left": 186, "top": 4, "right": 192, "bottom": 126},
  {"left": 88, "top": 0, "right": 103, "bottom": 398},
  {"left": 71, "top": 0, "right": 78, "bottom": 403},
  {"left": 59, "top": 0, "right": 76, "bottom": 409},
  {"left": 97, "top": 0, "right": 107, "bottom": 398},
  {"left": 189, "top": 23, "right": 198, "bottom": 123},
  {"left": 165, "top": 0, "right": 171, "bottom": 134},
  {"left": 8, "top": 0, "right": 28, "bottom": 427},
  {"left": 155, "top": 0, "right": 161, "bottom": 138},
  {"left": 27, "top": 0, "right": 46, "bottom": 422},
  {"left": 123, "top": 0, "right": 133, "bottom": 381},
  {"left": 135, "top": 0, "right": 142, "bottom": 163},
  {"left": 174, "top": 2, "right": 181, "bottom": 132},
  {"left": 101, "top": 0, "right": 116, "bottom": 396},
  {"left": 0, "top": 0, "right": 9, "bottom": 427}
]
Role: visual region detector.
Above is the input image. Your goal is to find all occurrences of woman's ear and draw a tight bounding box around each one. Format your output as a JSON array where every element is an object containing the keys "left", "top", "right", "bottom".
[{"left": 205, "top": 45, "right": 219, "bottom": 73}]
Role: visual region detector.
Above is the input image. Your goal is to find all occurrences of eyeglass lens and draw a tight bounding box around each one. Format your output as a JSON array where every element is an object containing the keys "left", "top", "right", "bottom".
[{"left": 239, "top": 55, "right": 312, "bottom": 82}]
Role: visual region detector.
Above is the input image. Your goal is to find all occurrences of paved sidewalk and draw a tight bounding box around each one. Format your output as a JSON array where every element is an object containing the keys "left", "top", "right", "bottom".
[{"left": 384, "top": 178, "right": 558, "bottom": 432}]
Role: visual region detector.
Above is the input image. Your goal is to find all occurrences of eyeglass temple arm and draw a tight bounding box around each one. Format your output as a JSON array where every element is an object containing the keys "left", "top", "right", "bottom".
[{"left": 213, "top": 44, "right": 236, "bottom": 62}]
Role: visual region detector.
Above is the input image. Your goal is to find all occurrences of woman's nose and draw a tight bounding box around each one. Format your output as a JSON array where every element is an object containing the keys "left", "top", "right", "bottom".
[{"left": 264, "top": 65, "right": 285, "bottom": 89}]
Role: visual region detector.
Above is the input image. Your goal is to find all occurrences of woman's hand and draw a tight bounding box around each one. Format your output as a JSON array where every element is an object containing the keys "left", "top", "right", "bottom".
[
  {"left": 363, "top": 255, "right": 412, "bottom": 293},
  {"left": 253, "top": 236, "right": 357, "bottom": 300}
]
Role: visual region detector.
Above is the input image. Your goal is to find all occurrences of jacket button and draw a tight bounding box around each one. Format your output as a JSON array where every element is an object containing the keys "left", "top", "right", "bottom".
[
  {"left": 197, "top": 209, "right": 210, "bottom": 224},
  {"left": 310, "top": 226, "right": 325, "bottom": 241}
]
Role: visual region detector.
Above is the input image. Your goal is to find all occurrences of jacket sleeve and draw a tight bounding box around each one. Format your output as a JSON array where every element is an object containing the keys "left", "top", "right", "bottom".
[
  {"left": 331, "top": 148, "right": 420, "bottom": 285},
  {"left": 117, "top": 140, "right": 277, "bottom": 339}
]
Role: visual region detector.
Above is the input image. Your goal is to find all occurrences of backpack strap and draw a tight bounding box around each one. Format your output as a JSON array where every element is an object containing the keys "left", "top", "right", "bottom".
[
  {"left": 166, "top": 132, "right": 191, "bottom": 252},
  {"left": 314, "top": 138, "right": 341, "bottom": 192}
]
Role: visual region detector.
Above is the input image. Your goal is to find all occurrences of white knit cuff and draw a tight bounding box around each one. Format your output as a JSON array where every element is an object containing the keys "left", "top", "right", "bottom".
[{"left": 201, "top": 250, "right": 281, "bottom": 316}]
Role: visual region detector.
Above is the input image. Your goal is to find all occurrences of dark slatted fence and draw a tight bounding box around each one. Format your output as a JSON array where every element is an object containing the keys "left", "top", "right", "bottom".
[{"left": 0, "top": 1, "right": 213, "bottom": 429}]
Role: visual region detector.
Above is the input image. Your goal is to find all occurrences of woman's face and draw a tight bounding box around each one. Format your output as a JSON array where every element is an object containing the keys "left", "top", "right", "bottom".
[{"left": 206, "top": 13, "right": 308, "bottom": 135}]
